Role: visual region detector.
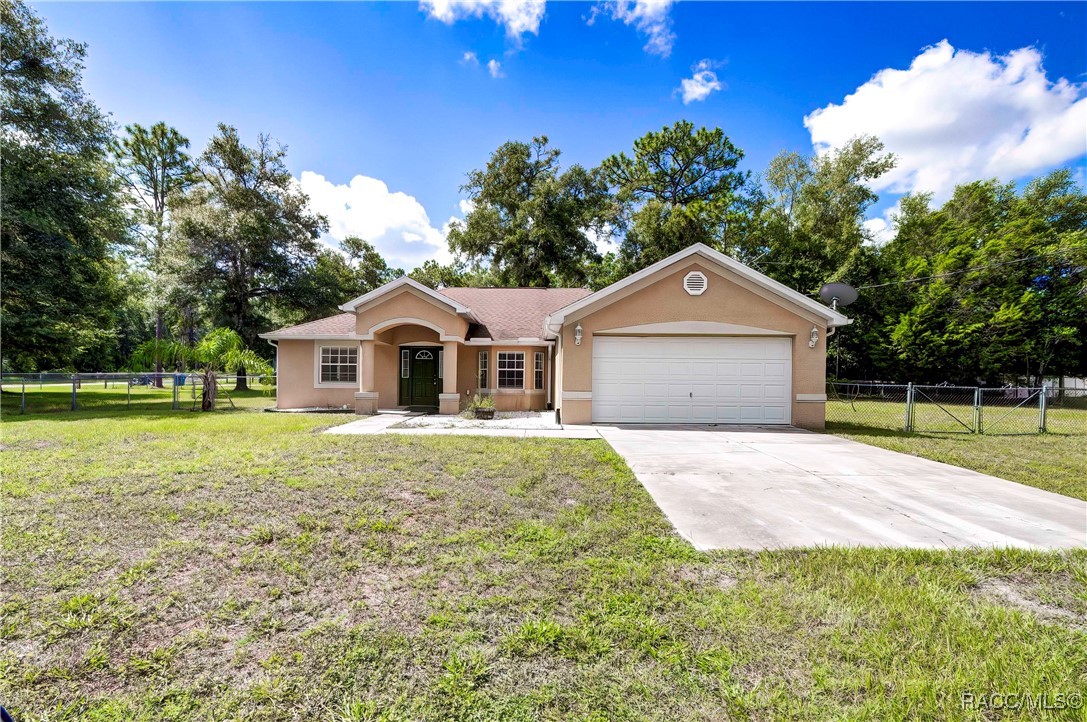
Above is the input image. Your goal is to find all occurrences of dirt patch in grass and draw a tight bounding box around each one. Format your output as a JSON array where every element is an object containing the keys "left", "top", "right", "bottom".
[{"left": 976, "top": 577, "right": 1086, "bottom": 631}]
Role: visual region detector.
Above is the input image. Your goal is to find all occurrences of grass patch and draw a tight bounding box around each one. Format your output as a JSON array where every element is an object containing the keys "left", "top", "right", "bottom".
[
  {"left": 828, "top": 424, "right": 1087, "bottom": 501},
  {"left": 828, "top": 399, "right": 1087, "bottom": 500},
  {"left": 2, "top": 406, "right": 1085, "bottom": 720}
]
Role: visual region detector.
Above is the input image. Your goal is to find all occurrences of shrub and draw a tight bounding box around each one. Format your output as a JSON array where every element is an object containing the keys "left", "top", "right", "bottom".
[{"left": 461, "top": 392, "right": 495, "bottom": 416}]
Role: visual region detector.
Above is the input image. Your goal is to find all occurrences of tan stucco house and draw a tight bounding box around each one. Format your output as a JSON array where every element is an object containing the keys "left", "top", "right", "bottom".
[{"left": 260, "top": 243, "right": 850, "bottom": 429}]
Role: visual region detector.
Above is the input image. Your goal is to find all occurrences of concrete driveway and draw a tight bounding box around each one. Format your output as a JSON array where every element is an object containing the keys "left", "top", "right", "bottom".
[{"left": 596, "top": 425, "right": 1087, "bottom": 550}]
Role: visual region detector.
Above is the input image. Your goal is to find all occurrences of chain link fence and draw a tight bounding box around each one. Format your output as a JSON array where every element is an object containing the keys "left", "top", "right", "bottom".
[
  {"left": 910, "top": 385, "right": 979, "bottom": 434},
  {"left": 828, "top": 382, "right": 1087, "bottom": 435},
  {"left": 1, "top": 373, "right": 275, "bottom": 416},
  {"left": 826, "top": 382, "right": 910, "bottom": 432}
]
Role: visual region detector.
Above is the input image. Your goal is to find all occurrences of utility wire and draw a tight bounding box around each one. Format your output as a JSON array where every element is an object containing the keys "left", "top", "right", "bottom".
[{"left": 856, "top": 254, "right": 1055, "bottom": 290}]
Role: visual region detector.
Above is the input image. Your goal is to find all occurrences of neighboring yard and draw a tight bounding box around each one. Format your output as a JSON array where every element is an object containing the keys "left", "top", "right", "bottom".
[
  {"left": 2, "top": 406, "right": 1085, "bottom": 720},
  {"left": 0, "top": 380, "right": 274, "bottom": 415},
  {"left": 828, "top": 424, "right": 1087, "bottom": 502},
  {"left": 828, "top": 398, "right": 1087, "bottom": 501}
]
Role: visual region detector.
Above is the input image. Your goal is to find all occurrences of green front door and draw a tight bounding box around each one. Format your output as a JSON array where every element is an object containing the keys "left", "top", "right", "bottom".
[{"left": 408, "top": 348, "right": 439, "bottom": 407}]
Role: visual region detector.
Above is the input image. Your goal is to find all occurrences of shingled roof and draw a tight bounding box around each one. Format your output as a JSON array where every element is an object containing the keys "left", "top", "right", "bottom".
[
  {"left": 438, "top": 287, "right": 591, "bottom": 340},
  {"left": 262, "top": 286, "right": 591, "bottom": 341},
  {"left": 264, "top": 312, "right": 355, "bottom": 337}
]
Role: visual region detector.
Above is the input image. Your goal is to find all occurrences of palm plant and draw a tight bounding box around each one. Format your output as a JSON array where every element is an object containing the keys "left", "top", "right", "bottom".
[{"left": 131, "top": 328, "right": 273, "bottom": 411}]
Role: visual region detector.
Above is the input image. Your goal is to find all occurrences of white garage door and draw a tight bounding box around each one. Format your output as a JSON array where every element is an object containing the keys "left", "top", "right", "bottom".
[{"left": 591, "top": 336, "right": 792, "bottom": 424}]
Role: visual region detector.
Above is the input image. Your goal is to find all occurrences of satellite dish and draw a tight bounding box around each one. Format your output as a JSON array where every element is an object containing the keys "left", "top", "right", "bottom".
[{"left": 819, "top": 282, "right": 858, "bottom": 310}]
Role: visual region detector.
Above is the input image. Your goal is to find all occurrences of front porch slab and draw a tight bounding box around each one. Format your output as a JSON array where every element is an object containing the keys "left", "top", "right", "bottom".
[{"left": 323, "top": 411, "right": 600, "bottom": 438}]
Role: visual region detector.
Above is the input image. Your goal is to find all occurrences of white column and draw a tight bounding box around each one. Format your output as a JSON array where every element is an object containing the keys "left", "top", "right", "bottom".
[
  {"left": 354, "top": 339, "right": 378, "bottom": 414},
  {"left": 439, "top": 340, "right": 460, "bottom": 414}
]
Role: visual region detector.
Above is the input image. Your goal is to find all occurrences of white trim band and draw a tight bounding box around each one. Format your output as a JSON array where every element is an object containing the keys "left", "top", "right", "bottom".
[
  {"left": 795, "top": 393, "right": 827, "bottom": 402},
  {"left": 261, "top": 334, "right": 358, "bottom": 341},
  {"left": 464, "top": 338, "right": 553, "bottom": 347},
  {"left": 562, "top": 391, "right": 592, "bottom": 400},
  {"left": 359, "top": 316, "right": 463, "bottom": 342},
  {"left": 594, "top": 321, "right": 791, "bottom": 337}
]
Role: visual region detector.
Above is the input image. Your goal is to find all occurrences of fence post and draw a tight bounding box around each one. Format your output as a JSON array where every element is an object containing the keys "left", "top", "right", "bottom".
[
  {"left": 973, "top": 387, "right": 983, "bottom": 434},
  {"left": 1039, "top": 387, "right": 1047, "bottom": 433},
  {"left": 904, "top": 382, "right": 914, "bottom": 432},
  {"left": 172, "top": 377, "right": 179, "bottom": 410},
  {"left": 127, "top": 378, "right": 132, "bottom": 408},
  {"left": 21, "top": 379, "right": 26, "bottom": 415},
  {"left": 71, "top": 375, "right": 78, "bottom": 411}
]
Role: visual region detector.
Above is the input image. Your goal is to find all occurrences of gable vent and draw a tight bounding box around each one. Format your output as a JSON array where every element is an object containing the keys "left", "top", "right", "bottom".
[{"left": 683, "top": 271, "right": 708, "bottom": 296}]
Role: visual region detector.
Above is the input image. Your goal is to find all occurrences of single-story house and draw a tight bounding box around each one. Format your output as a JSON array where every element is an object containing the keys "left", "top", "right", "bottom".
[{"left": 260, "top": 243, "right": 850, "bottom": 429}]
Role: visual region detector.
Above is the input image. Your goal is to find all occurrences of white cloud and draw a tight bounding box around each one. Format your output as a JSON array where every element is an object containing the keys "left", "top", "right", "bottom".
[
  {"left": 421, "top": 0, "right": 546, "bottom": 43},
  {"left": 805, "top": 40, "right": 1087, "bottom": 201},
  {"left": 458, "top": 198, "right": 476, "bottom": 215},
  {"left": 461, "top": 51, "right": 479, "bottom": 65},
  {"left": 584, "top": 223, "right": 616, "bottom": 254},
  {"left": 863, "top": 204, "right": 898, "bottom": 245},
  {"left": 590, "top": 0, "right": 674, "bottom": 57},
  {"left": 298, "top": 171, "right": 452, "bottom": 269},
  {"left": 677, "top": 59, "right": 723, "bottom": 104},
  {"left": 487, "top": 58, "right": 504, "bottom": 78}
]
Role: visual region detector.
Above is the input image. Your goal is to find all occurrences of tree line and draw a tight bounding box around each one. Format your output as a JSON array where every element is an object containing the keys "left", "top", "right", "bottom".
[{"left": 3, "top": 1, "right": 1084, "bottom": 386}]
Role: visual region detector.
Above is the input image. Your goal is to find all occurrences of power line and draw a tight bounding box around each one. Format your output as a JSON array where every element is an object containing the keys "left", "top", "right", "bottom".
[{"left": 857, "top": 254, "right": 1053, "bottom": 290}]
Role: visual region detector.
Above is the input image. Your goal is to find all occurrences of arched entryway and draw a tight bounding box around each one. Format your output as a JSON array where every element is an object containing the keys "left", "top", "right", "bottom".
[{"left": 359, "top": 318, "right": 461, "bottom": 414}]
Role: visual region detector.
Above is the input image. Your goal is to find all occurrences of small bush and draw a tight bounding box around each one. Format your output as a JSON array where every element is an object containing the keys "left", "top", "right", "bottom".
[{"left": 461, "top": 392, "right": 495, "bottom": 416}]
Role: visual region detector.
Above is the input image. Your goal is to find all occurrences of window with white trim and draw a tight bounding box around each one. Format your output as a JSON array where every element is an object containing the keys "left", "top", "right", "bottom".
[
  {"left": 534, "top": 352, "right": 544, "bottom": 390},
  {"left": 497, "top": 352, "right": 524, "bottom": 389},
  {"left": 320, "top": 346, "right": 358, "bottom": 384},
  {"left": 478, "top": 351, "right": 488, "bottom": 389},
  {"left": 400, "top": 349, "right": 409, "bottom": 379}
]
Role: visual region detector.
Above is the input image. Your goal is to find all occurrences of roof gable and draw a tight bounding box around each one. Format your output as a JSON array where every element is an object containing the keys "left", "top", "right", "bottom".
[
  {"left": 338, "top": 276, "right": 474, "bottom": 317},
  {"left": 544, "top": 243, "right": 850, "bottom": 334}
]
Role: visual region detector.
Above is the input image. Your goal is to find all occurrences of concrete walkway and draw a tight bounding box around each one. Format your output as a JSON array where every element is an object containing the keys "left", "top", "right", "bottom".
[
  {"left": 324, "top": 414, "right": 601, "bottom": 439},
  {"left": 596, "top": 425, "right": 1087, "bottom": 550},
  {"left": 323, "top": 414, "right": 411, "bottom": 435}
]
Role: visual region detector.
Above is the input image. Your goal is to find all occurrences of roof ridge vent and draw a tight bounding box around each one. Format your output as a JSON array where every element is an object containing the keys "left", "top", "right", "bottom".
[{"left": 683, "top": 271, "right": 708, "bottom": 296}]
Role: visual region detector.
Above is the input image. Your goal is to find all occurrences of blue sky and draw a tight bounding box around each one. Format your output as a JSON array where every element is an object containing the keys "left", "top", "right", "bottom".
[{"left": 38, "top": 1, "right": 1087, "bottom": 269}]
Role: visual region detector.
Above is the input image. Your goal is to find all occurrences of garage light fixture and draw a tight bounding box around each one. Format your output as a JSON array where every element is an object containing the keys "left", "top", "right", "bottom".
[
  {"left": 574, "top": 323, "right": 583, "bottom": 345},
  {"left": 808, "top": 327, "right": 819, "bottom": 349}
]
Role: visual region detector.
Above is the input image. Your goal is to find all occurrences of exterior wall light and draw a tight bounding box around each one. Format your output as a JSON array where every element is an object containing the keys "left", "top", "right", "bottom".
[
  {"left": 574, "top": 323, "right": 583, "bottom": 346},
  {"left": 808, "top": 327, "right": 819, "bottom": 349}
]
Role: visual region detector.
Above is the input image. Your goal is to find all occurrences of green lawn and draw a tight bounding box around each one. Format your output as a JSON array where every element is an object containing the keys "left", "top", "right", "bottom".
[
  {"left": 2, "top": 406, "right": 1085, "bottom": 720},
  {"left": 827, "top": 399, "right": 1087, "bottom": 501}
]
